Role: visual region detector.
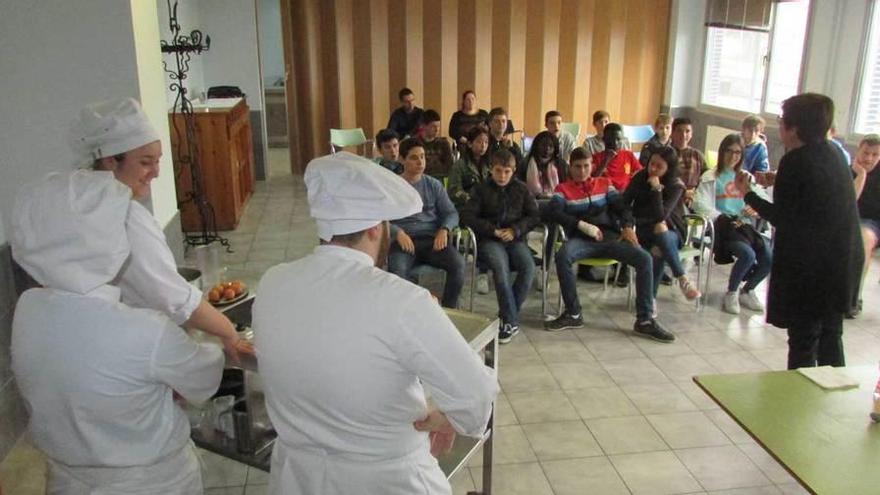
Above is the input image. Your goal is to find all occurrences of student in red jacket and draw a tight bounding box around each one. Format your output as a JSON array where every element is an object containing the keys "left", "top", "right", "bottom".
[{"left": 591, "top": 123, "right": 642, "bottom": 192}]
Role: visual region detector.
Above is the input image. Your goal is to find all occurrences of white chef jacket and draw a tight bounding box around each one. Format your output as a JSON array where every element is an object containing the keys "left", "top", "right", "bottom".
[
  {"left": 254, "top": 245, "right": 499, "bottom": 495},
  {"left": 116, "top": 201, "right": 201, "bottom": 325},
  {"left": 11, "top": 285, "right": 224, "bottom": 494}
]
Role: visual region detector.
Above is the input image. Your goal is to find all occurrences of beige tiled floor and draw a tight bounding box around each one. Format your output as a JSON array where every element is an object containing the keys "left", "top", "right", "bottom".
[{"left": 5, "top": 150, "right": 880, "bottom": 494}]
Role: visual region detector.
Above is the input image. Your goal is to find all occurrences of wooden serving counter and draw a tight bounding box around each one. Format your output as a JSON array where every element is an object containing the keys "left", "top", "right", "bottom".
[{"left": 169, "top": 98, "right": 255, "bottom": 231}]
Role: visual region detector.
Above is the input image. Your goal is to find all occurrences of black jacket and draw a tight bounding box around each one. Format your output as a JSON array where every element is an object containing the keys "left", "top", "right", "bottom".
[
  {"left": 745, "top": 141, "right": 863, "bottom": 327},
  {"left": 621, "top": 170, "right": 687, "bottom": 239},
  {"left": 461, "top": 179, "right": 540, "bottom": 241}
]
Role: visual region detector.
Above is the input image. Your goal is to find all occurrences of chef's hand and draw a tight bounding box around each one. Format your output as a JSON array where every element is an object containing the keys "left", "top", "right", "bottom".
[
  {"left": 433, "top": 228, "right": 449, "bottom": 251},
  {"left": 221, "top": 335, "right": 244, "bottom": 364},
  {"left": 620, "top": 226, "right": 638, "bottom": 246},
  {"left": 414, "top": 410, "right": 456, "bottom": 457},
  {"left": 756, "top": 170, "right": 776, "bottom": 187},
  {"left": 397, "top": 230, "right": 415, "bottom": 254},
  {"left": 742, "top": 205, "right": 759, "bottom": 218}
]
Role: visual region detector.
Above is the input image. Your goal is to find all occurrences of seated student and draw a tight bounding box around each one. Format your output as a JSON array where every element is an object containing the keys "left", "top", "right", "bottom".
[
  {"left": 829, "top": 124, "right": 852, "bottom": 166},
  {"left": 545, "top": 110, "right": 578, "bottom": 162},
  {"left": 372, "top": 128, "right": 403, "bottom": 174},
  {"left": 386, "top": 87, "right": 424, "bottom": 138},
  {"left": 520, "top": 130, "right": 569, "bottom": 200},
  {"left": 544, "top": 147, "right": 674, "bottom": 342},
  {"left": 591, "top": 123, "right": 643, "bottom": 192},
  {"left": 583, "top": 110, "right": 631, "bottom": 155},
  {"left": 449, "top": 90, "right": 489, "bottom": 145},
  {"left": 11, "top": 171, "right": 224, "bottom": 494},
  {"left": 671, "top": 117, "right": 707, "bottom": 205},
  {"left": 461, "top": 149, "right": 540, "bottom": 343},
  {"left": 639, "top": 113, "right": 674, "bottom": 167},
  {"left": 693, "top": 133, "right": 771, "bottom": 315},
  {"left": 621, "top": 146, "right": 701, "bottom": 301},
  {"left": 741, "top": 115, "right": 770, "bottom": 174},
  {"left": 388, "top": 138, "right": 465, "bottom": 309},
  {"left": 420, "top": 109, "right": 455, "bottom": 179},
  {"left": 487, "top": 106, "right": 524, "bottom": 166},
  {"left": 448, "top": 126, "right": 491, "bottom": 208},
  {"left": 851, "top": 134, "right": 880, "bottom": 315}
]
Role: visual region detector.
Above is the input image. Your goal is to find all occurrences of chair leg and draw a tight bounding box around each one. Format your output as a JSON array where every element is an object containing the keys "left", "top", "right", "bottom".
[{"left": 626, "top": 266, "right": 634, "bottom": 311}]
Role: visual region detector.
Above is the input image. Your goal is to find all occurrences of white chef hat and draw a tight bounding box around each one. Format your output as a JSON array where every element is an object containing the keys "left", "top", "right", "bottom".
[
  {"left": 11, "top": 170, "right": 132, "bottom": 294},
  {"left": 305, "top": 152, "right": 422, "bottom": 241},
  {"left": 68, "top": 98, "right": 161, "bottom": 166}
]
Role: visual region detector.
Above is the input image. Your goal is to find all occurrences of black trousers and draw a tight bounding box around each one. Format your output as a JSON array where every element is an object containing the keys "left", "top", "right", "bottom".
[{"left": 786, "top": 313, "right": 845, "bottom": 369}]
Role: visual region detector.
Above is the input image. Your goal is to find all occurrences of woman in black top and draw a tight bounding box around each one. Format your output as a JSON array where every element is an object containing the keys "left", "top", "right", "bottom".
[
  {"left": 448, "top": 90, "right": 489, "bottom": 145},
  {"left": 622, "top": 147, "right": 700, "bottom": 300},
  {"left": 739, "top": 93, "right": 863, "bottom": 369}
]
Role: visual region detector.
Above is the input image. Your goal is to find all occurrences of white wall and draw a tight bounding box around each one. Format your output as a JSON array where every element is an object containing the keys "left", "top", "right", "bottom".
[
  {"left": 664, "top": 0, "right": 707, "bottom": 109},
  {"left": 198, "top": 0, "right": 264, "bottom": 111},
  {"left": 134, "top": 0, "right": 181, "bottom": 227},
  {"left": 0, "top": 1, "right": 179, "bottom": 243},
  {"left": 258, "top": 0, "right": 285, "bottom": 87},
  {"left": 157, "top": 0, "right": 206, "bottom": 106},
  {"left": 664, "top": 0, "right": 875, "bottom": 141}
]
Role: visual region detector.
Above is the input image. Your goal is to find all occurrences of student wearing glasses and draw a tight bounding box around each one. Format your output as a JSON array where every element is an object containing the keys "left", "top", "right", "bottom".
[{"left": 694, "top": 133, "right": 772, "bottom": 315}]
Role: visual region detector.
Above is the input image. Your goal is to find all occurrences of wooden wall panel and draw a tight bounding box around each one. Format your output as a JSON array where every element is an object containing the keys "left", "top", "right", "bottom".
[{"left": 282, "top": 0, "right": 671, "bottom": 169}]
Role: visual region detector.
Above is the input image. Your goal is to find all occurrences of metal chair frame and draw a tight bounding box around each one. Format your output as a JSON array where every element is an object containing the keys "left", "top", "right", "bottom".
[
  {"left": 461, "top": 225, "right": 550, "bottom": 316},
  {"left": 548, "top": 225, "right": 634, "bottom": 317}
]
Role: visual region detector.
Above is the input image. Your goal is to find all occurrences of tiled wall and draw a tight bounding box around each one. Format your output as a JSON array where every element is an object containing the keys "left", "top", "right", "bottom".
[{"left": 0, "top": 244, "right": 29, "bottom": 461}]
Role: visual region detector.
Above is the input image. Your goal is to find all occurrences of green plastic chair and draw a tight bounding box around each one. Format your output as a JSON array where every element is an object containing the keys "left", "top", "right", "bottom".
[
  {"left": 548, "top": 225, "right": 634, "bottom": 317},
  {"left": 330, "top": 128, "right": 372, "bottom": 156},
  {"left": 561, "top": 122, "right": 581, "bottom": 141}
]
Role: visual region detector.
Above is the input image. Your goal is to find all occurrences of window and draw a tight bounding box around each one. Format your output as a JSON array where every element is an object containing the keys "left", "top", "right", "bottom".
[
  {"left": 855, "top": 0, "right": 880, "bottom": 135},
  {"left": 700, "top": 0, "right": 811, "bottom": 115}
]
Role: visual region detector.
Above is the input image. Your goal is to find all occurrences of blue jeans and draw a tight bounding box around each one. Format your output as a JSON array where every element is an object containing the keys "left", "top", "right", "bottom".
[
  {"left": 726, "top": 240, "right": 772, "bottom": 292},
  {"left": 479, "top": 240, "right": 535, "bottom": 326},
  {"left": 639, "top": 229, "right": 685, "bottom": 296},
  {"left": 388, "top": 236, "right": 465, "bottom": 308},
  {"left": 555, "top": 237, "right": 654, "bottom": 321}
]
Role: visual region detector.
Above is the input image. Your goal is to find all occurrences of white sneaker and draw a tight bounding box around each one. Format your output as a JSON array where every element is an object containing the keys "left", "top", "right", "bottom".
[
  {"left": 739, "top": 290, "right": 765, "bottom": 312},
  {"left": 722, "top": 291, "right": 741, "bottom": 314},
  {"left": 476, "top": 273, "right": 490, "bottom": 294}
]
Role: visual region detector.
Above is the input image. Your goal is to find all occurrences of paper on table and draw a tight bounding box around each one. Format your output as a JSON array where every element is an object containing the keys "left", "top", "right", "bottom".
[{"left": 797, "top": 366, "right": 860, "bottom": 390}]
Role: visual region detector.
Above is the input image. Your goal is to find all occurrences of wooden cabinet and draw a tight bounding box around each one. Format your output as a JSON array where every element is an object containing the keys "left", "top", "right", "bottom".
[{"left": 169, "top": 98, "right": 255, "bottom": 232}]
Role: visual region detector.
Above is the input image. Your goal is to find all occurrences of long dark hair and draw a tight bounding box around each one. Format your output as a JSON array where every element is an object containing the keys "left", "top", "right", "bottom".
[
  {"left": 716, "top": 133, "right": 745, "bottom": 175},
  {"left": 651, "top": 146, "right": 680, "bottom": 188},
  {"left": 465, "top": 125, "right": 490, "bottom": 170},
  {"left": 526, "top": 130, "right": 561, "bottom": 169}
]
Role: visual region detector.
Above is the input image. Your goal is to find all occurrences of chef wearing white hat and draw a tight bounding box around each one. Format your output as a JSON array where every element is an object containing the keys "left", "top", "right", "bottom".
[
  {"left": 10, "top": 170, "right": 224, "bottom": 494},
  {"left": 68, "top": 97, "right": 250, "bottom": 360},
  {"left": 253, "top": 152, "right": 499, "bottom": 495}
]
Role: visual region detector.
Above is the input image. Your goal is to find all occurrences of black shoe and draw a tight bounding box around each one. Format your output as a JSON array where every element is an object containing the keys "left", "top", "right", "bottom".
[
  {"left": 845, "top": 299, "right": 863, "bottom": 319},
  {"left": 498, "top": 323, "right": 520, "bottom": 344},
  {"left": 633, "top": 319, "right": 675, "bottom": 343},
  {"left": 660, "top": 273, "right": 673, "bottom": 286},
  {"left": 545, "top": 312, "right": 584, "bottom": 332}
]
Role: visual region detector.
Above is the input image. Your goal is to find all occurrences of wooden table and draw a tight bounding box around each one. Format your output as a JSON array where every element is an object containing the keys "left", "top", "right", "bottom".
[{"left": 694, "top": 366, "right": 880, "bottom": 495}]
